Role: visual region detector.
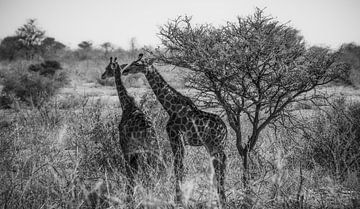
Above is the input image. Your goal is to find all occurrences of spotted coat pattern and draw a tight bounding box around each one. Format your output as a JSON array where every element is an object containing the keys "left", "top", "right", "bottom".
[
  {"left": 101, "top": 57, "right": 161, "bottom": 206},
  {"left": 122, "top": 58, "right": 227, "bottom": 207}
]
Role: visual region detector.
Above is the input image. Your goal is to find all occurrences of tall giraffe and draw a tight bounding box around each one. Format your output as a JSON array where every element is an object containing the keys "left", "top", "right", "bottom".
[
  {"left": 101, "top": 57, "right": 160, "bottom": 206},
  {"left": 122, "top": 54, "right": 227, "bottom": 207}
]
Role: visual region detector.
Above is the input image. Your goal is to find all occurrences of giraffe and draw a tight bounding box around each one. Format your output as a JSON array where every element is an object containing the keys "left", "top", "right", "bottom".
[
  {"left": 101, "top": 57, "right": 161, "bottom": 206},
  {"left": 122, "top": 54, "right": 228, "bottom": 207}
]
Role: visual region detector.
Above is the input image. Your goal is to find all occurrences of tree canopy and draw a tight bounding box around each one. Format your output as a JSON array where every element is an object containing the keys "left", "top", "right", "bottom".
[
  {"left": 338, "top": 43, "right": 360, "bottom": 85},
  {"left": 78, "top": 41, "right": 93, "bottom": 50},
  {"left": 151, "top": 8, "right": 350, "bottom": 184},
  {"left": 0, "top": 19, "right": 65, "bottom": 61}
]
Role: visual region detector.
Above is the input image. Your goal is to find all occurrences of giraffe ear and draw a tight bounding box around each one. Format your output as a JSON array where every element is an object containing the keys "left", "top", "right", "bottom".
[
  {"left": 114, "top": 57, "right": 117, "bottom": 62},
  {"left": 137, "top": 53, "right": 144, "bottom": 61},
  {"left": 110, "top": 57, "right": 113, "bottom": 62},
  {"left": 149, "top": 58, "right": 156, "bottom": 65}
]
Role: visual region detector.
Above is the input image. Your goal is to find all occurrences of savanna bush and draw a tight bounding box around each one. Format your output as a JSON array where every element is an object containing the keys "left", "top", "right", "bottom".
[
  {"left": 1, "top": 60, "right": 68, "bottom": 108},
  {"left": 67, "top": 102, "right": 125, "bottom": 174},
  {"left": 28, "top": 60, "right": 62, "bottom": 76},
  {"left": 0, "top": 101, "right": 124, "bottom": 208},
  {"left": 0, "top": 106, "right": 73, "bottom": 208},
  {"left": 302, "top": 97, "right": 360, "bottom": 181},
  {"left": 0, "top": 94, "right": 12, "bottom": 109}
]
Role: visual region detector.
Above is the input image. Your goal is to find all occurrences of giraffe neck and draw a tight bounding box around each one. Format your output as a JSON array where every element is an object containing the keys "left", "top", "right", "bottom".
[
  {"left": 114, "top": 66, "right": 137, "bottom": 112},
  {"left": 144, "top": 65, "right": 197, "bottom": 115}
]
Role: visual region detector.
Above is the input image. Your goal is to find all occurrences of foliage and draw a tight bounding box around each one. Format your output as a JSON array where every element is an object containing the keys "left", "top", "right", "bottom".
[
  {"left": 101, "top": 42, "right": 114, "bottom": 57},
  {"left": 40, "top": 37, "right": 66, "bottom": 59},
  {"left": 76, "top": 41, "right": 93, "bottom": 60},
  {"left": 0, "top": 103, "right": 112, "bottom": 208},
  {"left": 0, "top": 88, "right": 359, "bottom": 208},
  {"left": 15, "top": 19, "right": 45, "bottom": 60},
  {"left": 28, "top": 60, "right": 63, "bottom": 76},
  {"left": 0, "top": 20, "right": 65, "bottom": 61},
  {"left": 303, "top": 97, "right": 360, "bottom": 180},
  {"left": 152, "top": 8, "right": 350, "bottom": 184},
  {"left": 66, "top": 102, "right": 124, "bottom": 174},
  {"left": 338, "top": 43, "right": 360, "bottom": 86},
  {"left": 0, "top": 36, "right": 23, "bottom": 61},
  {"left": 0, "top": 94, "right": 12, "bottom": 109},
  {"left": 129, "top": 37, "right": 140, "bottom": 57},
  {"left": 78, "top": 41, "right": 93, "bottom": 50},
  {"left": 1, "top": 61, "right": 68, "bottom": 108}
]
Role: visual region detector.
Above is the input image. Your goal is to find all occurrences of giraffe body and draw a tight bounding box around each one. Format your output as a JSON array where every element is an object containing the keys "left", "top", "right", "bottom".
[
  {"left": 122, "top": 56, "right": 227, "bottom": 207},
  {"left": 101, "top": 57, "right": 161, "bottom": 207}
]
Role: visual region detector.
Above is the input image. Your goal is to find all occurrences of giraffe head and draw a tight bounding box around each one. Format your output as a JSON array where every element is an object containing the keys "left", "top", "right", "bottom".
[
  {"left": 101, "top": 57, "right": 129, "bottom": 79},
  {"left": 122, "top": 53, "right": 155, "bottom": 76},
  {"left": 102, "top": 57, "right": 118, "bottom": 79}
]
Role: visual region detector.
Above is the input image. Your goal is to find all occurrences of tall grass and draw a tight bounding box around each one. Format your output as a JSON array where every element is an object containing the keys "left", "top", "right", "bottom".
[{"left": 1, "top": 59, "right": 360, "bottom": 208}]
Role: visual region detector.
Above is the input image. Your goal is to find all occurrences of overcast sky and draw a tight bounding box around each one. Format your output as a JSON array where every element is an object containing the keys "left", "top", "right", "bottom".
[{"left": 0, "top": 0, "right": 359, "bottom": 49}]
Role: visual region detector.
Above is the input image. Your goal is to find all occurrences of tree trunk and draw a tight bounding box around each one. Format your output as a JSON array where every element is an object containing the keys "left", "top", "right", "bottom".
[
  {"left": 240, "top": 148, "right": 249, "bottom": 188},
  {"left": 235, "top": 133, "right": 250, "bottom": 188}
]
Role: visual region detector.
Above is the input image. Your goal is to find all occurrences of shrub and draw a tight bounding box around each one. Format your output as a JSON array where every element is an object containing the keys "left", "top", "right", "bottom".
[
  {"left": 1, "top": 61, "right": 68, "bottom": 108},
  {"left": 0, "top": 94, "right": 12, "bottom": 109},
  {"left": 28, "top": 60, "right": 62, "bottom": 76},
  {"left": 69, "top": 102, "right": 124, "bottom": 174},
  {"left": 303, "top": 97, "right": 360, "bottom": 180}
]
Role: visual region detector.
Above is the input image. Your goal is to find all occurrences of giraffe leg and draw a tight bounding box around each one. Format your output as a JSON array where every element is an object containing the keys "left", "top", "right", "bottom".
[
  {"left": 167, "top": 126, "right": 184, "bottom": 205},
  {"left": 212, "top": 150, "right": 227, "bottom": 207},
  {"left": 172, "top": 141, "right": 185, "bottom": 205},
  {"left": 125, "top": 154, "right": 138, "bottom": 208}
]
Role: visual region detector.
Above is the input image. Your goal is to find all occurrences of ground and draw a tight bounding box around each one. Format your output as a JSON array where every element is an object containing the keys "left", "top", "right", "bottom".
[{"left": 1, "top": 61, "right": 360, "bottom": 208}]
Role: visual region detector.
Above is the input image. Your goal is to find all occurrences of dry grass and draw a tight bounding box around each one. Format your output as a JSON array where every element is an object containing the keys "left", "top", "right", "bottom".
[{"left": 1, "top": 60, "right": 360, "bottom": 208}]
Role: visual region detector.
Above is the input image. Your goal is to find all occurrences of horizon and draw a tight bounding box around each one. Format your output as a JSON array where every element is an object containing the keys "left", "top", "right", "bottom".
[{"left": 0, "top": 0, "right": 359, "bottom": 50}]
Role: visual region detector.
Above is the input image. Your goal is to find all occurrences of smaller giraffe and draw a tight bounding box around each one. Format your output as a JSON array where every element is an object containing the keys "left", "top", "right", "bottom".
[
  {"left": 101, "top": 57, "right": 161, "bottom": 206},
  {"left": 122, "top": 54, "right": 228, "bottom": 207}
]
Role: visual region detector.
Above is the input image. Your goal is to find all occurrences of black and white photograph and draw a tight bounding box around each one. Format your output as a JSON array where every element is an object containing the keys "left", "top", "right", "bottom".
[{"left": 0, "top": 0, "right": 359, "bottom": 208}]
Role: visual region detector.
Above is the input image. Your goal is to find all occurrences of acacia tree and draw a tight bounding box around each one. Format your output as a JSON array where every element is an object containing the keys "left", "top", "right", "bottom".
[
  {"left": 100, "top": 42, "right": 114, "bottom": 57},
  {"left": 338, "top": 43, "right": 360, "bottom": 86},
  {"left": 16, "top": 19, "right": 45, "bottom": 60},
  {"left": 0, "top": 36, "right": 23, "bottom": 60},
  {"left": 152, "top": 9, "right": 349, "bottom": 185},
  {"left": 40, "top": 37, "right": 66, "bottom": 59},
  {"left": 77, "top": 41, "right": 93, "bottom": 60}
]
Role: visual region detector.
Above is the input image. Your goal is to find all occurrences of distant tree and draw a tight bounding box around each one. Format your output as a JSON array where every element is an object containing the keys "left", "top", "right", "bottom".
[
  {"left": 78, "top": 41, "right": 92, "bottom": 50},
  {"left": 0, "top": 20, "right": 66, "bottom": 61},
  {"left": 77, "top": 41, "right": 93, "bottom": 60},
  {"left": 338, "top": 43, "right": 360, "bottom": 86},
  {"left": 16, "top": 19, "right": 45, "bottom": 59},
  {"left": 40, "top": 37, "right": 66, "bottom": 58},
  {"left": 100, "top": 42, "right": 114, "bottom": 57},
  {"left": 153, "top": 9, "right": 350, "bottom": 186},
  {"left": 0, "top": 36, "right": 23, "bottom": 61},
  {"left": 76, "top": 41, "right": 92, "bottom": 60},
  {"left": 129, "top": 37, "right": 138, "bottom": 58}
]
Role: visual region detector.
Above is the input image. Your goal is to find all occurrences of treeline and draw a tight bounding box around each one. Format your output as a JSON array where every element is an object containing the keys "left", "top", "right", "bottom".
[
  {"left": 338, "top": 43, "right": 360, "bottom": 86},
  {"left": 1, "top": 19, "right": 360, "bottom": 87},
  {"left": 0, "top": 19, "right": 141, "bottom": 62}
]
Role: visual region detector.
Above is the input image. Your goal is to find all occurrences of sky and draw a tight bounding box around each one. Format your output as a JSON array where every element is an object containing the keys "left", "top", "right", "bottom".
[{"left": 0, "top": 0, "right": 359, "bottom": 50}]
